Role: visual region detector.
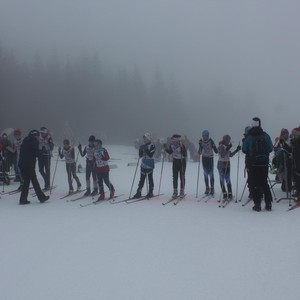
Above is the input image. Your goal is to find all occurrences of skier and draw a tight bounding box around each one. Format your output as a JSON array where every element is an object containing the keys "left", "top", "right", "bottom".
[
  {"left": 38, "top": 126, "right": 54, "bottom": 190},
  {"left": 78, "top": 135, "right": 98, "bottom": 196},
  {"left": 242, "top": 117, "right": 273, "bottom": 211},
  {"left": 18, "top": 130, "right": 49, "bottom": 205},
  {"left": 273, "top": 128, "right": 292, "bottom": 192},
  {"left": 12, "top": 128, "right": 24, "bottom": 190},
  {"left": 58, "top": 139, "right": 82, "bottom": 194},
  {"left": 164, "top": 134, "right": 187, "bottom": 199},
  {"left": 291, "top": 127, "right": 300, "bottom": 201},
  {"left": 132, "top": 133, "right": 156, "bottom": 199},
  {"left": 0, "top": 132, "right": 14, "bottom": 173},
  {"left": 198, "top": 130, "right": 218, "bottom": 196},
  {"left": 217, "top": 134, "right": 241, "bottom": 200},
  {"left": 93, "top": 139, "right": 115, "bottom": 200}
]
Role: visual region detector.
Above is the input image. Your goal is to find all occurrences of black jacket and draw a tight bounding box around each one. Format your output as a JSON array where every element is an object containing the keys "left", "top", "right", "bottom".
[{"left": 18, "top": 135, "right": 39, "bottom": 169}]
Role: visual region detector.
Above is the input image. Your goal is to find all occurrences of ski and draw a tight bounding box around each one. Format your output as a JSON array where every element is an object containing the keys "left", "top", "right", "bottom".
[
  {"left": 173, "top": 194, "right": 186, "bottom": 205},
  {"left": 59, "top": 189, "right": 82, "bottom": 199},
  {"left": 80, "top": 194, "right": 124, "bottom": 207},
  {"left": 204, "top": 195, "right": 214, "bottom": 203},
  {"left": 162, "top": 197, "right": 178, "bottom": 205},
  {"left": 67, "top": 190, "right": 88, "bottom": 202},
  {"left": 287, "top": 201, "right": 300, "bottom": 211},
  {"left": 126, "top": 194, "right": 163, "bottom": 204},
  {"left": 219, "top": 197, "right": 234, "bottom": 208}
]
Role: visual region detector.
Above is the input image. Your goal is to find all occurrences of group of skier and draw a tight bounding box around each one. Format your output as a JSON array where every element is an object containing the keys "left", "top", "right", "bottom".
[{"left": 1, "top": 116, "right": 300, "bottom": 210}]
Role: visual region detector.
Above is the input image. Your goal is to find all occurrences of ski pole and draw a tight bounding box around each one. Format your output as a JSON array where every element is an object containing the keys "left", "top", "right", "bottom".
[
  {"left": 196, "top": 153, "right": 201, "bottom": 198},
  {"left": 157, "top": 152, "right": 165, "bottom": 198},
  {"left": 129, "top": 157, "right": 140, "bottom": 199},
  {"left": 235, "top": 141, "right": 240, "bottom": 202},
  {"left": 50, "top": 152, "right": 60, "bottom": 195}
]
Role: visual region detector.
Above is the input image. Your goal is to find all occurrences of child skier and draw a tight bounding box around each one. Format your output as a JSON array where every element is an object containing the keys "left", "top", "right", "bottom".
[
  {"left": 93, "top": 139, "right": 115, "bottom": 201},
  {"left": 78, "top": 135, "right": 98, "bottom": 196},
  {"left": 38, "top": 127, "right": 54, "bottom": 190},
  {"left": 164, "top": 134, "right": 187, "bottom": 199},
  {"left": 198, "top": 130, "right": 218, "bottom": 196},
  {"left": 58, "top": 139, "right": 82, "bottom": 194},
  {"left": 217, "top": 134, "right": 241, "bottom": 200},
  {"left": 132, "top": 133, "right": 156, "bottom": 199}
]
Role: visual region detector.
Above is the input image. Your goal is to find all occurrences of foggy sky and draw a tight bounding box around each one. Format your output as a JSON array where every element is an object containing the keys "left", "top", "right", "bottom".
[{"left": 1, "top": 0, "right": 300, "bottom": 143}]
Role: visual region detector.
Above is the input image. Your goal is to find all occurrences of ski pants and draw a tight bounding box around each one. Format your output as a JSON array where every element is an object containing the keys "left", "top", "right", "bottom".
[
  {"left": 137, "top": 167, "right": 154, "bottom": 194},
  {"left": 218, "top": 166, "right": 232, "bottom": 194},
  {"left": 202, "top": 156, "right": 214, "bottom": 188},
  {"left": 19, "top": 166, "right": 45, "bottom": 202},
  {"left": 66, "top": 162, "right": 81, "bottom": 190},
  {"left": 250, "top": 165, "right": 272, "bottom": 206},
  {"left": 97, "top": 172, "right": 114, "bottom": 195},
  {"left": 38, "top": 154, "right": 51, "bottom": 188},
  {"left": 172, "top": 158, "right": 186, "bottom": 191},
  {"left": 85, "top": 160, "right": 97, "bottom": 190}
]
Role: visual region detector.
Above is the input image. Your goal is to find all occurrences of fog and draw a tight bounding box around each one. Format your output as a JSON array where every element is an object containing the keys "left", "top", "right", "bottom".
[{"left": 1, "top": 0, "right": 300, "bottom": 145}]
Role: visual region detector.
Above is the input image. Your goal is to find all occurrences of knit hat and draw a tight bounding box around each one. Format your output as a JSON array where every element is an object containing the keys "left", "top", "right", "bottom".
[
  {"left": 29, "top": 129, "right": 40, "bottom": 137},
  {"left": 171, "top": 134, "right": 181, "bottom": 139},
  {"left": 292, "top": 127, "right": 300, "bottom": 138},
  {"left": 202, "top": 130, "right": 209, "bottom": 137},
  {"left": 251, "top": 117, "right": 261, "bottom": 128},
  {"left": 88, "top": 135, "right": 96, "bottom": 142},
  {"left": 63, "top": 139, "right": 70, "bottom": 145},
  {"left": 223, "top": 134, "right": 231, "bottom": 144},
  {"left": 40, "top": 127, "right": 48, "bottom": 134},
  {"left": 143, "top": 133, "right": 151, "bottom": 141}
]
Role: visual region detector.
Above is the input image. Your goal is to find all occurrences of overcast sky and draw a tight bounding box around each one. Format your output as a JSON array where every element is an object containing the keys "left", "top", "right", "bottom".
[{"left": 1, "top": 0, "right": 300, "bottom": 140}]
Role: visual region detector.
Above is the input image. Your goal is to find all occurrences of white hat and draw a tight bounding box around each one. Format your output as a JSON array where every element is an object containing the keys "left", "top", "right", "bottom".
[{"left": 143, "top": 133, "right": 151, "bottom": 141}]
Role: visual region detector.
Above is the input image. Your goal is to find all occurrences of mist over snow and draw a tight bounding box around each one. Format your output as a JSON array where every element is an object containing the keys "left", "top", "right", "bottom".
[{"left": 1, "top": 0, "right": 300, "bottom": 143}]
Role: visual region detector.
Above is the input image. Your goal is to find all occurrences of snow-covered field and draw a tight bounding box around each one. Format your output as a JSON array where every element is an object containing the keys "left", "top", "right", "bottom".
[{"left": 1, "top": 145, "right": 299, "bottom": 300}]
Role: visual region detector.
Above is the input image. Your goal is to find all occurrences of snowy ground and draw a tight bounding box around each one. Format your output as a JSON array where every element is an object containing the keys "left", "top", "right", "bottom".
[{"left": 1, "top": 145, "right": 300, "bottom": 300}]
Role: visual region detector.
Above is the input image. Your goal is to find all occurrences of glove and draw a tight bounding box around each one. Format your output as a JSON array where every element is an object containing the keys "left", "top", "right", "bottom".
[
  {"left": 236, "top": 145, "right": 241, "bottom": 151},
  {"left": 58, "top": 146, "right": 62, "bottom": 153},
  {"left": 78, "top": 144, "right": 82, "bottom": 151},
  {"left": 225, "top": 143, "right": 232, "bottom": 151}
]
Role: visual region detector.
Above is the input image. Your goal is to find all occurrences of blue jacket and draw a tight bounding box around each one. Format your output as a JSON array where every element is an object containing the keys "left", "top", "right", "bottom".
[{"left": 242, "top": 127, "right": 273, "bottom": 167}]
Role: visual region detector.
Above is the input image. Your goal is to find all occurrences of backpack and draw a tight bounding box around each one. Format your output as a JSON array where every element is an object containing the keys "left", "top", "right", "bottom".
[{"left": 250, "top": 134, "right": 270, "bottom": 166}]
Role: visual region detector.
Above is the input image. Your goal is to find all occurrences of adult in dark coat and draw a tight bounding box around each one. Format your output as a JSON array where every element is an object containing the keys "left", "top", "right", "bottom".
[
  {"left": 242, "top": 117, "right": 273, "bottom": 211},
  {"left": 18, "top": 130, "right": 49, "bottom": 205}
]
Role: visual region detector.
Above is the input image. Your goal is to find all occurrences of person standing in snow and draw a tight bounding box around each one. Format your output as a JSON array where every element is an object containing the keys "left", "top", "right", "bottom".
[
  {"left": 164, "top": 134, "right": 187, "bottom": 199},
  {"left": 273, "top": 128, "right": 292, "bottom": 192},
  {"left": 132, "top": 133, "right": 156, "bottom": 199},
  {"left": 78, "top": 135, "right": 98, "bottom": 196},
  {"left": 217, "top": 134, "right": 241, "bottom": 200},
  {"left": 242, "top": 117, "right": 273, "bottom": 211},
  {"left": 291, "top": 127, "right": 300, "bottom": 202},
  {"left": 38, "top": 126, "right": 54, "bottom": 190},
  {"left": 18, "top": 130, "right": 49, "bottom": 205},
  {"left": 198, "top": 130, "right": 218, "bottom": 196},
  {"left": 93, "top": 139, "right": 115, "bottom": 201},
  {"left": 58, "top": 139, "right": 82, "bottom": 194}
]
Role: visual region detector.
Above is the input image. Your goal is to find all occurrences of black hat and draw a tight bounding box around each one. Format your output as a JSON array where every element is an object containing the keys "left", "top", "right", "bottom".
[
  {"left": 29, "top": 129, "right": 40, "bottom": 137},
  {"left": 88, "top": 135, "right": 96, "bottom": 142},
  {"left": 171, "top": 134, "right": 181, "bottom": 139},
  {"left": 63, "top": 139, "right": 70, "bottom": 145}
]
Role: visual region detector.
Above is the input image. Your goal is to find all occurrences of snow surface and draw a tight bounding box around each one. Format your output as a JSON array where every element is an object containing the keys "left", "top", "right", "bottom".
[{"left": 1, "top": 145, "right": 300, "bottom": 300}]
